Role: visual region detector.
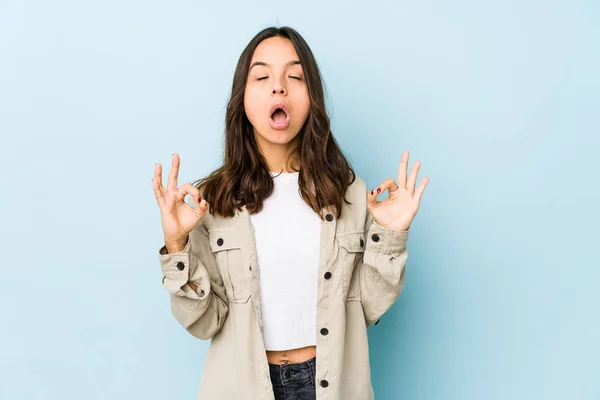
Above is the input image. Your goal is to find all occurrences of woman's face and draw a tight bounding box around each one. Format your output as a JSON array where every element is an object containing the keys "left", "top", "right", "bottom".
[{"left": 244, "top": 37, "right": 310, "bottom": 152}]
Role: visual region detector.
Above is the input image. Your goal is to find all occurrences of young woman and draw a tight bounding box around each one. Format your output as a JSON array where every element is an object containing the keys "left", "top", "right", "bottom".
[{"left": 152, "top": 26, "right": 429, "bottom": 400}]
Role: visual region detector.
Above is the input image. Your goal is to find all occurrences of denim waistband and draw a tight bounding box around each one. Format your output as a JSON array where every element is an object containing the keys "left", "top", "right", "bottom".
[{"left": 269, "top": 357, "right": 316, "bottom": 385}]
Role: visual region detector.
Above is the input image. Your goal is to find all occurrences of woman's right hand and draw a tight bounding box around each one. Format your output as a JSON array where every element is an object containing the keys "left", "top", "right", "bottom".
[{"left": 152, "top": 153, "right": 209, "bottom": 251}]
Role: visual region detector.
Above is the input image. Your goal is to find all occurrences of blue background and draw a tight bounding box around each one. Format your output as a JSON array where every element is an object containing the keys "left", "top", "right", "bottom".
[{"left": 1, "top": 1, "right": 598, "bottom": 399}]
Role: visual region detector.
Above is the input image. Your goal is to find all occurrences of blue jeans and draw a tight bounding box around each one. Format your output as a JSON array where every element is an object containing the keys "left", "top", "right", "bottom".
[{"left": 269, "top": 357, "right": 316, "bottom": 400}]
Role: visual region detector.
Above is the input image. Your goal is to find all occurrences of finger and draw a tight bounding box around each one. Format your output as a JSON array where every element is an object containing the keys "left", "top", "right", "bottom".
[
  {"left": 414, "top": 176, "right": 430, "bottom": 202},
  {"left": 155, "top": 162, "right": 164, "bottom": 190},
  {"left": 177, "top": 182, "right": 201, "bottom": 204},
  {"left": 367, "top": 186, "right": 379, "bottom": 209},
  {"left": 178, "top": 183, "right": 209, "bottom": 216},
  {"left": 167, "top": 153, "right": 180, "bottom": 192},
  {"left": 397, "top": 151, "right": 409, "bottom": 188},
  {"left": 152, "top": 177, "right": 166, "bottom": 208},
  {"left": 195, "top": 199, "right": 209, "bottom": 217},
  {"left": 406, "top": 160, "right": 421, "bottom": 196},
  {"left": 375, "top": 178, "right": 399, "bottom": 197},
  {"left": 153, "top": 163, "right": 166, "bottom": 207}
]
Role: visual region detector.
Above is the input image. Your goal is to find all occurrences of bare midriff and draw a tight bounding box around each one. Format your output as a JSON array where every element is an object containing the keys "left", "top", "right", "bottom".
[{"left": 266, "top": 345, "right": 316, "bottom": 365}]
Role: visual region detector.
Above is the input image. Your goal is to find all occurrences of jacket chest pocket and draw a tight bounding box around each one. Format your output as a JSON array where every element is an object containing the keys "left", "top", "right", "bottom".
[
  {"left": 335, "top": 231, "right": 365, "bottom": 301},
  {"left": 208, "top": 229, "right": 251, "bottom": 303}
]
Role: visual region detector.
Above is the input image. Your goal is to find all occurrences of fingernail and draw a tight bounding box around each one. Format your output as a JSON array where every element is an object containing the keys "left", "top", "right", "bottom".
[
  {"left": 371, "top": 190, "right": 374, "bottom": 195},
  {"left": 377, "top": 188, "right": 381, "bottom": 193},
  {"left": 198, "top": 197, "right": 202, "bottom": 203}
]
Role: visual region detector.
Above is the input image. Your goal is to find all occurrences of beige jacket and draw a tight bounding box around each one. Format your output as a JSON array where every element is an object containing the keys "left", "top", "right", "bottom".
[{"left": 158, "top": 175, "right": 410, "bottom": 399}]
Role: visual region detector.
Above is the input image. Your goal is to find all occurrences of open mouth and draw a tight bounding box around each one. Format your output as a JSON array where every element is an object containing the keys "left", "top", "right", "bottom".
[
  {"left": 271, "top": 108, "right": 287, "bottom": 123},
  {"left": 269, "top": 103, "right": 290, "bottom": 130}
]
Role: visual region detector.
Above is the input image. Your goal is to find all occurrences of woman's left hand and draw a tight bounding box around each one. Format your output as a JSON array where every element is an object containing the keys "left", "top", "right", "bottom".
[{"left": 368, "top": 151, "right": 430, "bottom": 232}]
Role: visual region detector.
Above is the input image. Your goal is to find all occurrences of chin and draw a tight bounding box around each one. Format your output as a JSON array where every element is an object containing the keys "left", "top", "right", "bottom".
[
  {"left": 271, "top": 133, "right": 294, "bottom": 144},
  {"left": 264, "top": 128, "right": 301, "bottom": 145}
]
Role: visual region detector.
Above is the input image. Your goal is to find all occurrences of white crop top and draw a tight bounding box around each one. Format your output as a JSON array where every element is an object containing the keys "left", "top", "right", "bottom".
[{"left": 249, "top": 171, "right": 321, "bottom": 351}]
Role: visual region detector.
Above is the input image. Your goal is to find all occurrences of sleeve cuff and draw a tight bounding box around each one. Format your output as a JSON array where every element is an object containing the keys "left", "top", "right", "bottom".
[
  {"left": 158, "top": 240, "right": 204, "bottom": 299},
  {"left": 366, "top": 222, "right": 409, "bottom": 255}
]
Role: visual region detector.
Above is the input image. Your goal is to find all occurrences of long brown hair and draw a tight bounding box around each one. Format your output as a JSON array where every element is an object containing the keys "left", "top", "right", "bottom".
[{"left": 194, "top": 26, "right": 355, "bottom": 219}]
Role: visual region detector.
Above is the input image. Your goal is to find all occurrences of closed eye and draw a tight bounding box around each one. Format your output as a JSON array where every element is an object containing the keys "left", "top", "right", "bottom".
[{"left": 257, "top": 76, "right": 301, "bottom": 81}]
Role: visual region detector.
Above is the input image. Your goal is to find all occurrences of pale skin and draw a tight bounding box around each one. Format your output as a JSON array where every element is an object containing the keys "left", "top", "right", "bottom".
[{"left": 152, "top": 37, "right": 429, "bottom": 366}]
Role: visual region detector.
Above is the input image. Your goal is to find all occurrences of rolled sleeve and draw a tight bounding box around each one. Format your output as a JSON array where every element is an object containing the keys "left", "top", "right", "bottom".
[
  {"left": 365, "top": 222, "right": 409, "bottom": 257},
  {"left": 158, "top": 239, "right": 209, "bottom": 300},
  {"left": 359, "top": 210, "right": 411, "bottom": 327}
]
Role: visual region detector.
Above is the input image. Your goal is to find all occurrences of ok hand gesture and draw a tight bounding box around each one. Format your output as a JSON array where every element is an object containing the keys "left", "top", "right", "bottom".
[
  {"left": 152, "top": 153, "right": 209, "bottom": 250},
  {"left": 367, "top": 151, "right": 430, "bottom": 232}
]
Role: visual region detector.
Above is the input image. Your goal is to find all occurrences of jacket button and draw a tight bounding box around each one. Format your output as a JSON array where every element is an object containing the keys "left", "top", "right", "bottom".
[
  {"left": 375, "top": 319, "right": 380, "bottom": 325},
  {"left": 324, "top": 271, "right": 332, "bottom": 280},
  {"left": 217, "top": 238, "right": 224, "bottom": 246},
  {"left": 326, "top": 213, "right": 333, "bottom": 222},
  {"left": 176, "top": 261, "right": 185, "bottom": 271},
  {"left": 360, "top": 238, "right": 364, "bottom": 247},
  {"left": 371, "top": 234, "right": 380, "bottom": 242},
  {"left": 320, "top": 328, "right": 329, "bottom": 335},
  {"left": 320, "top": 379, "right": 329, "bottom": 388}
]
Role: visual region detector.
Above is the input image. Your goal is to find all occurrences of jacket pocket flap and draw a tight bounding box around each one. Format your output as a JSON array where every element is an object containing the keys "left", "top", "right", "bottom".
[
  {"left": 208, "top": 229, "right": 241, "bottom": 252},
  {"left": 336, "top": 231, "right": 365, "bottom": 253}
]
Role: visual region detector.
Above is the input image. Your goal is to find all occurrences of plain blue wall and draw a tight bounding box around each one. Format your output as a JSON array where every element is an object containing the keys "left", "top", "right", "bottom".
[{"left": 1, "top": 1, "right": 598, "bottom": 399}]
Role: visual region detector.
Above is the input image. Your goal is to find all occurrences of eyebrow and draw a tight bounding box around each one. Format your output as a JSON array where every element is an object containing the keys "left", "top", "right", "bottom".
[{"left": 249, "top": 60, "right": 302, "bottom": 70}]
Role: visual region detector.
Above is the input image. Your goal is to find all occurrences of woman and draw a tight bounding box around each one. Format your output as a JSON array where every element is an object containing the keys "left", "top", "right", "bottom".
[{"left": 152, "top": 26, "right": 429, "bottom": 400}]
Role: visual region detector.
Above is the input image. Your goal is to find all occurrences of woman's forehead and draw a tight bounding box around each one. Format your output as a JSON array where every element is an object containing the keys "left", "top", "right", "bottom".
[{"left": 250, "top": 37, "right": 300, "bottom": 65}]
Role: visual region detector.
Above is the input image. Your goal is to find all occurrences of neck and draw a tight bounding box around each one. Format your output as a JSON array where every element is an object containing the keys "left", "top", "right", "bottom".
[{"left": 255, "top": 132, "right": 300, "bottom": 173}]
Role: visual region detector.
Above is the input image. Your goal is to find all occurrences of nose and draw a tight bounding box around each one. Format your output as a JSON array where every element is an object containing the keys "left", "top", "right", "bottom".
[{"left": 272, "top": 82, "right": 287, "bottom": 96}]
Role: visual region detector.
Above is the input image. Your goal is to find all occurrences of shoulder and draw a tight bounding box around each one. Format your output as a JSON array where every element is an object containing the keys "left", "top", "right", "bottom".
[
  {"left": 345, "top": 173, "right": 368, "bottom": 203},
  {"left": 185, "top": 192, "right": 236, "bottom": 231},
  {"left": 336, "top": 173, "right": 368, "bottom": 228}
]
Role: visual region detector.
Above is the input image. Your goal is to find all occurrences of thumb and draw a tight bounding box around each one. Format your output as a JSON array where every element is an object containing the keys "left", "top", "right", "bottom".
[
  {"left": 183, "top": 188, "right": 209, "bottom": 218},
  {"left": 195, "top": 198, "right": 209, "bottom": 218},
  {"left": 367, "top": 187, "right": 379, "bottom": 210}
]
